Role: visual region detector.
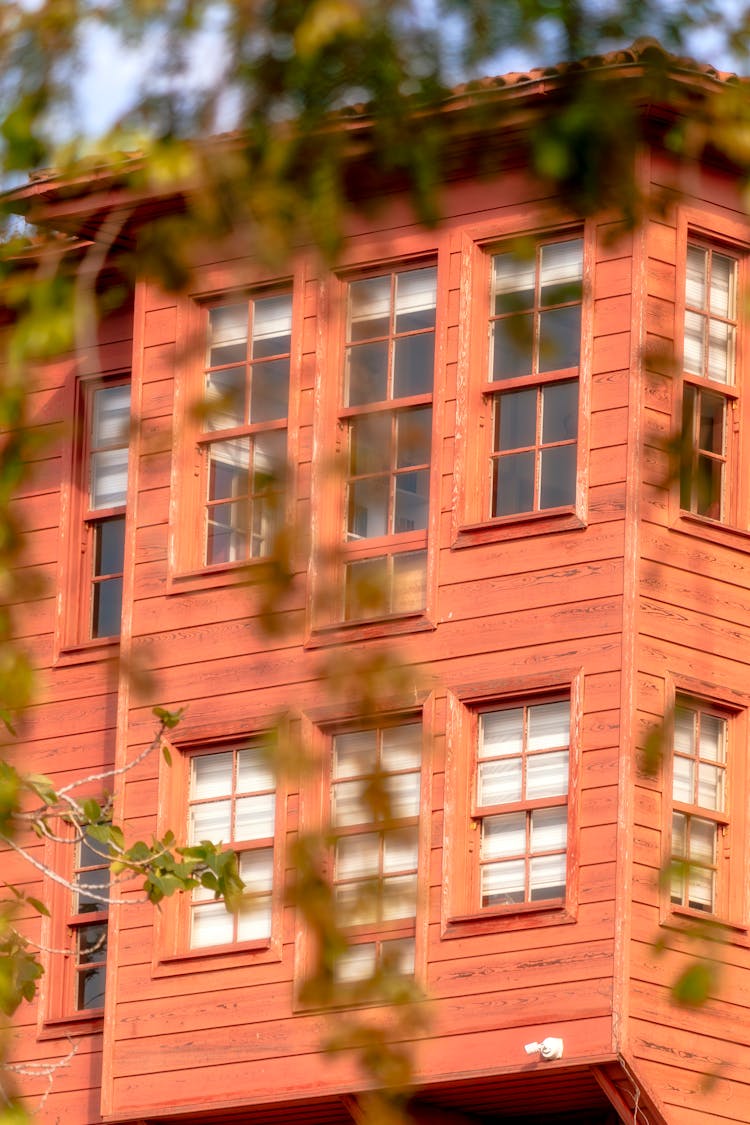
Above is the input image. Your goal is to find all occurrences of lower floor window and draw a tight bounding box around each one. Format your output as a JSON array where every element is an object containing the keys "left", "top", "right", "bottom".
[
  {"left": 70, "top": 830, "right": 110, "bottom": 1011},
  {"left": 344, "top": 550, "right": 427, "bottom": 621}
]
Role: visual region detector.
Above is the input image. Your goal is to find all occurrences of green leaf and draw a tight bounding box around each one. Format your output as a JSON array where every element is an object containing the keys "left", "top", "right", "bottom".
[
  {"left": 161, "top": 741, "right": 172, "bottom": 766},
  {"left": 153, "top": 705, "right": 185, "bottom": 729},
  {"left": 25, "top": 897, "right": 50, "bottom": 918},
  {"left": 672, "top": 961, "right": 716, "bottom": 1007},
  {"left": 82, "top": 798, "right": 102, "bottom": 824}
]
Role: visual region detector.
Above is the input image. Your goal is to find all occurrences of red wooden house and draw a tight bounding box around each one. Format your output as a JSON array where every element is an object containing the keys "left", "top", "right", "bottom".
[{"left": 7, "top": 40, "right": 750, "bottom": 1125}]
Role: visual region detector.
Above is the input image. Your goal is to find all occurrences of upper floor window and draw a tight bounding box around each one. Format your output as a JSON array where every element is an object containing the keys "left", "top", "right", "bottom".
[
  {"left": 670, "top": 699, "right": 728, "bottom": 915},
  {"left": 330, "top": 721, "right": 422, "bottom": 984},
  {"left": 680, "top": 244, "right": 739, "bottom": 521},
  {"left": 340, "top": 267, "right": 436, "bottom": 621},
  {"left": 187, "top": 741, "right": 277, "bottom": 949},
  {"left": 200, "top": 295, "right": 291, "bottom": 566},
  {"left": 84, "top": 381, "right": 130, "bottom": 639},
  {"left": 474, "top": 699, "right": 570, "bottom": 909},
  {"left": 69, "top": 829, "right": 109, "bottom": 1011},
  {"left": 486, "top": 238, "right": 582, "bottom": 519}
]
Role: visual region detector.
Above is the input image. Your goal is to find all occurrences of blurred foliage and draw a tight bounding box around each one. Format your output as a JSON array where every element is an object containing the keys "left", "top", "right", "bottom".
[{"left": 2, "top": 1, "right": 750, "bottom": 1122}]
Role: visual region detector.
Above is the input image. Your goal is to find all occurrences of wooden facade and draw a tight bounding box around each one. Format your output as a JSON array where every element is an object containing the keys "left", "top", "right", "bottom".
[{"left": 7, "top": 46, "right": 750, "bottom": 1125}]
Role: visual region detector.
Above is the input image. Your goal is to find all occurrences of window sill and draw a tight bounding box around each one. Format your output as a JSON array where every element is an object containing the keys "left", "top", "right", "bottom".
[
  {"left": 154, "top": 936, "right": 281, "bottom": 976},
  {"left": 454, "top": 508, "right": 585, "bottom": 549},
  {"left": 306, "top": 610, "right": 436, "bottom": 649},
  {"left": 673, "top": 511, "right": 750, "bottom": 553},
  {"left": 55, "top": 636, "right": 119, "bottom": 667},
  {"left": 38, "top": 1011, "right": 104, "bottom": 1040},
  {"left": 443, "top": 900, "right": 576, "bottom": 939},
  {"left": 664, "top": 906, "right": 749, "bottom": 942},
  {"left": 167, "top": 556, "right": 280, "bottom": 595}
]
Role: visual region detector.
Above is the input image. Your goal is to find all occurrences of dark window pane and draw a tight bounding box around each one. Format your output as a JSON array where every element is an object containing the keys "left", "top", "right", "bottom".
[
  {"left": 392, "top": 551, "right": 427, "bottom": 614},
  {"left": 345, "top": 556, "right": 389, "bottom": 619},
  {"left": 349, "top": 276, "right": 391, "bottom": 341},
  {"left": 495, "top": 389, "right": 537, "bottom": 451},
  {"left": 208, "top": 304, "right": 248, "bottom": 367},
  {"left": 347, "top": 341, "right": 389, "bottom": 405},
  {"left": 94, "top": 517, "right": 125, "bottom": 577},
  {"left": 542, "top": 380, "right": 578, "bottom": 443},
  {"left": 695, "top": 455, "right": 723, "bottom": 519},
  {"left": 252, "top": 431, "right": 286, "bottom": 491},
  {"left": 394, "top": 268, "right": 436, "bottom": 333},
  {"left": 348, "top": 477, "right": 389, "bottom": 539},
  {"left": 393, "top": 334, "right": 434, "bottom": 397},
  {"left": 394, "top": 470, "right": 429, "bottom": 532},
  {"left": 251, "top": 295, "right": 292, "bottom": 358},
  {"left": 699, "top": 391, "right": 725, "bottom": 455},
  {"left": 396, "top": 408, "right": 432, "bottom": 468},
  {"left": 538, "top": 306, "right": 581, "bottom": 372},
  {"left": 540, "top": 444, "right": 577, "bottom": 509},
  {"left": 77, "top": 922, "right": 108, "bottom": 965},
  {"left": 492, "top": 253, "right": 535, "bottom": 314},
  {"left": 680, "top": 385, "right": 696, "bottom": 509},
  {"left": 92, "top": 577, "right": 123, "bottom": 638},
  {"left": 493, "top": 451, "right": 535, "bottom": 516},
  {"left": 249, "top": 359, "right": 289, "bottom": 423},
  {"left": 207, "top": 502, "right": 247, "bottom": 564},
  {"left": 492, "top": 314, "right": 534, "bottom": 381},
  {"left": 350, "top": 413, "right": 392, "bottom": 476},
  {"left": 77, "top": 965, "right": 106, "bottom": 1010},
  {"left": 539, "top": 239, "right": 583, "bottom": 306},
  {"left": 75, "top": 866, "right": 110, "bottom": 913}
]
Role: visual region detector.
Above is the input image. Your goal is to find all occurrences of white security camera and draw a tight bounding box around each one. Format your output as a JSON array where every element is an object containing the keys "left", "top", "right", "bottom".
[{"left": 523, "top": 1037, "right": 564, "bottom": 1060}]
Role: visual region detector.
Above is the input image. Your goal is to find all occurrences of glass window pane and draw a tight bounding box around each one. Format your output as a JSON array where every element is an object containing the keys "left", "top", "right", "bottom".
[
  {"left": 208, "top": 304, "right": 248, "bottom": 367},
  {"left": 381, "top": 724, "right": 422, "bottom": 771},
  {"left": 192, "top": 752, "right": 233, "bottom": 798},
  {"left": 334, "top": 942, "right": 377, "bottom": 984},
  {"left": 528, "top": 701, "right": 570, "bottom": 750},
  {"left": 393, "top": 334, "right": 434, "bottom": 397},
  {"left": 382, "top": 873, "right": 418, "bottom": 919},
  {"left": 349, "top": 276, "right": 391, "bottom": 341},
  {"left": 481, "top": 859, "right": 525, "bottom": 905},
  {"left": 77, "top": 965, "right": 106, "bottom": 1010},
  {"left": 252, "top": 430, "right": 286, "bottom": 488},
  {"left": 238, "top": 746, "right": 275, "bottom": 793},
  {"left": 190, "top": 800, "right": 232, "bottom": 843},
  {"left": 249, "top": 358, "right": 289, "bottom": 422},
  {"left": 396, "top": 408, "right": 432, "bottom": 468},
  {"left": 685, "top": 246, "right": 707, "bottom": 308},
  {"left": 700, "top": 715, "right": 726, "bottom": 763},
  {"left": 388, "top": 772, "right": 421, "bottom": 819},
  {"left": 336, "top": 833, "right": 380, "bottom": 880},
  {"left": 531, "top": 806, "right": 568, "bottom": 852},
  {"left": 480, "top": 709, "right": 523, "bottom": 757},
  {"left": 672, "top": 754, "right": 694, "bottom": 804},
  {"left": 91, "top": 448, "right": 128, "bottom": 509},
  {"left": 345, "top": 556, "right": 389, "bottom": 620},
  {"left": 237, "top": 897, "right": 272, "bottom": 942},
  {"left": 93, "top": 384, "right": 130, "bottom": 447},
  {"left": 206, "top": 502, "right": 247, "bottom": 565},
  {"left": 690, "top": 817, "right": 717, "bottom": 865},
  {"left": 539, "top": 239, "right": 583, "bottom": 304},
  {"left": 539, "top": 443, "right": 577, "bottom": 509},
  {"left": 710, "top": 254, "right": 736, "bottom": 319},
  {"left": 695, "top": 454, "right": 723, "bottom": 520},
  {"left": 92, "top": 577, "right": 123, "bottom": 639},
  {"left": 672, "top": 811, "right": 687, "bottom": 857},
  {"left": 683, "top": 310, "right": 705, "bottom": 375},
  {"left": 350, "top": 412, "right": 392, "bottom": 477},
  {"left": 76, "top": 921, "right": 108, "bottom": 965},
  {"left": 235, "top": 793, "right": 275, "bottom": 840},
  {"left": 688, "top": 868, "right": 714, "bottom": 912},
  {"left": 492, "top": 450, "right": 535, "bottom": 516},
  {"left": 209, "top": 439, "right": 250, "bottom": 499},
  {"left": 529, "top": 853, "right": 566, "bottom": 899},
  {"left": 491, "top": 314, "right": 534, "bottom": 380},
  {"left": 673, "top": 707, "right": 695, "bottom": 755},
  {"left": 542, "top": 380, "right": 578, "bottom": 443},
  {"left": 477, "top": 758, "right": 522, "bottom": 805},
  {"left": 94, "top": 517, "right": 125, "bottom": 577},
  {"left": 707, "top": 320, "right": 734, "bottom": 385},
  {"left": 394, "top": 267, "right": 437, "bottom": 332},
  {"left": 382, "top": 937, "right": 415, "bottom": 976},
  {"left": 239, "top": 847, "right": 274, "bottom": 893},
  {"left": 492, "top": 253, "right": 535, "bottom": 312},
  {"left": 697, "top": 763, "right": 724, "bottom": 811},
  {"left": 526, "top": 750, "right": 568, "bottom": 799},
  {"left": 482, "top": 812, "right": 525, "bottom": 859},
  {"left": 191, "top": 900, "right": 234, "bottom": 948},
  {"left": 334, "top": 730, "right": 377, "bottom": 779},
  {"left": 394, "top": 470, "right": 429, "bottom": 533},
  {"left": 383, "top": 826, "right": 419, "bottom": 873},
  {"left": 538, "top": 305, "right": 581, "bottom": 372},
  {"left": 347, "top": 341, "right": 389, "bottom": 406},
  {"left": 495, "top": 388, "right": 537, "bottom": 451},
  {"left": 348, "top": 476, "right": 389, "bottom": 539},
  {"left": 251, "top": 295, "right": 292, "bottom": 358},
  {"left": 74, "top": 867, "right": 110, "bottom": 913},
  {"left": 391, "top": 551, "right": 427, "bottom": 614},
  {"left": 205, "top": 368, "right": 245, "bottom": 431},
  {"left": 333, "top": 779, "right": 368, "bottom": 827}
]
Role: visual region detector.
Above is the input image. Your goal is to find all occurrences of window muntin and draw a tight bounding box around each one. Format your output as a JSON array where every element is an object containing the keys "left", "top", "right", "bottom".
[
  {"left": 70, "top": 830, "right": 109, "bottom": 1011},
  {"left": 680, "top": 245, "right": 739, "bottom": 521},
  {"left": 474, "top": 699, "right": 570, "bottom": 908},
  {"left": 85, "top": 382, "right": 130, "bottom": 638},
  {"left": 486, "top": 239, "right": 582, "bottom": 519},
  {"left": 341, "top": 267, "right": 435, "bottom": 621},
  {"left": 200, "top": 295, "right": 291, "bottom": 566},
  {"left": 187, "top": 742, "right": 276, "bottom": 948},
  {"left": 330, "top": 722, "right": 422, "bottom": 982},
  {"left": 671, "top": 701, "right": 728, "bottom": 914}
]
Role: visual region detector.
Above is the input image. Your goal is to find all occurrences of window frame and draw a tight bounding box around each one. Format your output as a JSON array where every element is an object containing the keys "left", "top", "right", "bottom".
[
  {"left": 309, "top": 249, "right": 443, "bottom": 642},
  {"left": 294, "top": 704, "right": 432, "bottom": 1006},
  {"left": 155, "top": 730, "right": 286, "bottom": 970},
  {"left": 453, "top": 217, "right": 591, "bottom": 549},
  {"left": 663, "top": 678, "right": 748, "bottom": 930},
  {"left": 170, "top": 271, "right": 302, "bottom": 590},
  {"left": 673, "top": 211, "right": 749, "bottom": 540},
  {"left": 57, "top": 371, "right": 132, "bottom": 656},
  {"left": 444, "top": 672, "right": 582, "bottom": 937}
]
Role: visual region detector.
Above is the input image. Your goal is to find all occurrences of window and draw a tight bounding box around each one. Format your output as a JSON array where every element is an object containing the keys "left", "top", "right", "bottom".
[
  {"left": 340, "top": 266, "right": 436, "bottom": 621},
  {"left": 473, "top": 699, "right": 570, "bottom": 909},
  {"left": 485, "top": 238, "right": 582, "bottom": 518},
  {"left": 670, "top": 699, "right": 728, "bottom": 915},
  {"left": 187, "top": 742, "right": 276, "bottom": 949},
  {"left": 680, "top": 244, "right": 738, "bottom": 521},
  {"left": 330, "top": 722, "right": 422, "bottom": 983},
  {"left": 200, "top": 295, "right": 291, "bottom": 566},
  {"left": 83, "top": 380, "right": 130, "bottom": 639},
  {"left": 69, "top": 829, "right": 109, "bottom": 1012}
]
